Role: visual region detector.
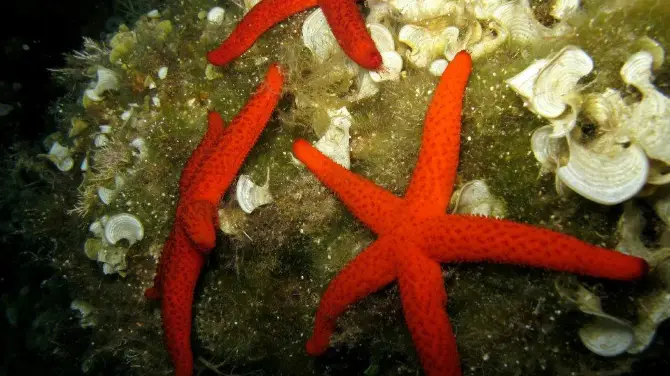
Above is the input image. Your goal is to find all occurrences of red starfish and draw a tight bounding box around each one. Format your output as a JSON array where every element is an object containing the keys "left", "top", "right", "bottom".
[
  {"left": 145, "top": 63, "right": 284, "bottom": 376},
  {"left": 292, "top": 51, "right": 648, "bottom": 376},
  {"left": 207, "top": 0, "right": 382, "bottom": 70}
]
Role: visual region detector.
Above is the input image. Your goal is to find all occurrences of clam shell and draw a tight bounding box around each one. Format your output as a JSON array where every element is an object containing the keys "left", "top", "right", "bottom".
[
  {"left": 103, "top": 213, "right": 144, "bottom": 246},
  {"left": 551, "top": 0, "right": 580, "bottom": 21},
  {"left": 236, "top": 169, "right": 273, "bottom": 214},
  {"left": 207, "top": 7, "right": 225, "bottom": 24},
  {"left": 97, "top": 186, "right": 116, "bottom": 205},
  {"left": 85, "top": 66, "right": 119, "bottom": 102},
  {"left": 629, "top": 291, "right": 670, "bottom": 354},
  {"left": 530, "top": 125, "right": 567, "bottom": 173},
  {"left": 557, "top": 138, "right": 649, "bottom": 205},
  {"left": 533, "top": 46, "right": 593, "bottom": 119},
  {"left": 368, "top": 23, "right": 395, "bottom": 53},
  {"left": 579, "top": 317, "right": 634, "bottom": 357},
  {"left": 130, "top": 137, "right": 148, "bottom": 160},
  {"left": 451, "top": 180, "right": 506, "bottom": 218},
  {"left": 315, "top": 107, "right": 353, "bottom": 169},
  {"left": 302, "top": 9, "right": 337, "bottom": 62},
  {"left": 429, "top": 59, "right": 449, "bottom": 76},
  {"left": 46, "top": 141, "right": 74, "bottom": 172},
  {"left": 370, "top": 51, "right": 403, "bottom": 82},
  {"left": 388, "top": 0, "right": 463, "bottom": 22}
]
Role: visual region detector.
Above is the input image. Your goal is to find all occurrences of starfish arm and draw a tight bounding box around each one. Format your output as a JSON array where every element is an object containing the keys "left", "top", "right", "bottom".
[
  {"left": 293, "top": 139, "right": 404, "bottom": 235},
  {"left": 179, "top": 200, "right": 218, "bottom": 252},
  {"left": 307, "top": 236, "right": 397, "bottom": 355},
  {"left": 187, "top": 63, "right": 284, "bottom": 204},
  {"left": 160, "top": 227, "right": 205, "bottom": 376},
  {"left": 397, "top": 245, "right": 461, "bottom": 376},
  {"left": 405, "top": 51, "right": 472, "bottom": 216},
  {"left": 207, "top": 0, "right": 318, "bottom": 66},
  {"left": 178, "top": 112, "right": 226, "bottom": 196},
  {"left": 317, "top": 0, "right": 382, "bottom": 70},
  {"left": 422, "top": 215, "right": 648, "bottom": 280}
]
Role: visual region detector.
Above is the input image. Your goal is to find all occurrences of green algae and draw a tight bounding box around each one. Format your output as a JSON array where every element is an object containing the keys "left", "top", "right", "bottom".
[{"left": 9, "top": 0, "right": 669, "bottom": 375}]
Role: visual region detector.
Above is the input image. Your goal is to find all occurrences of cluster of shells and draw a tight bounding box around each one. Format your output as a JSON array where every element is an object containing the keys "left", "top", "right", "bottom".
[
  {"left": 504, "top": 39, "right": 670, "bottom": 356},
  {"left": 554, "top": 199, "right": 670, "bottom": 357},
  {"left": 85, "top": 213, "right": 145, "bottom": 275},
  {"left": 507, "top": 40, "right": 669, "bottom": 205},
  {"left": 294, "top": 0, "right": 584, "bottom": 172}
]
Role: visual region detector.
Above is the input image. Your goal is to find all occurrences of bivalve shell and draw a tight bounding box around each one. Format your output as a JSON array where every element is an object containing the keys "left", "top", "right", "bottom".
[
  {"left": 104, "top": 213, "right": 144, "bottom": 246},
  {"left": 579, "top": 317, "right": 635, "bottom": 357},
  {"left": 302, "top": 9, "right": 338, "bottom": 62},
  {"left": 557, "top": 138, "right": 649, "bottom": 205},
  {"left": 236, "top": 169, "right": 273, "bottom": 214}
]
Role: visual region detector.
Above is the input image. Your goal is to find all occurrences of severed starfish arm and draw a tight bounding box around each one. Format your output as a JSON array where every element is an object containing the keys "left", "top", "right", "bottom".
[
  {"left": 207, "top": 0, "right": 318, "bottom": 66},
  {"left": 187, "top": 63, "right": 284, "bottom": 204},
  {"left": 307, "top": 236, "right": 398, "bottom": 355},
  {"left": 421, "top": 215, "right": 648, "bottom": 280},
  {"left": 178, "top": 112, "right": 226, "bottom": 196},
  {"left": 317, "top": 0, "right": 382, "bottom": 70},
  {"left": 405, "top": 51, "right": 472, "bottom": 216},
  {"left": 293, "top": 139, "right": 405, "bottom": 235},
  {"left": 397, "top": 245, "right": 461, "bottom": 376}
]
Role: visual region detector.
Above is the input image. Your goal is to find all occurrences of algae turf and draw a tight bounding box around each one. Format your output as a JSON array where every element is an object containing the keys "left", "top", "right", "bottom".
[{"left": 2, "top": 0, "right": 669, "bottom": 375}]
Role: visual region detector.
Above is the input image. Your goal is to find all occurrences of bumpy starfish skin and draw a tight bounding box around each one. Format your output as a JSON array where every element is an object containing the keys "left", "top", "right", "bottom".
[
  {"left": 146, "top": 63, "right": 284, "bottom": 376},
  {"left": 207, "top": 0, "right": 382, "bottom": 70},
  {"left": 317, "top": 0, "right": 382, "bottom": 69},
  {"left": 293, "top": 51, "right": 648, "bottom": 376},
  {"left": 207, "top": 0, "right": 317, "bottom": 66}
]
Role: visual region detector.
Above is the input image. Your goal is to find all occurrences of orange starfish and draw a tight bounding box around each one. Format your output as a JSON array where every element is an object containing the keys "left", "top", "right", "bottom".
[
  {"left": 207, "top": 0, "right": 382, "bottom": 70},
  {"left": 292, "top": 51, "right": 647, "bottom": 376},
  {"left": 146, "top": 63, "right": 284, "bottom": 376}
]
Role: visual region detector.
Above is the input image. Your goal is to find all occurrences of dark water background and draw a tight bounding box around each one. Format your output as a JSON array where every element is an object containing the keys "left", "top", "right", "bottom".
[{"left": 0, "top": 2, "right": 150, "bottom": 374}]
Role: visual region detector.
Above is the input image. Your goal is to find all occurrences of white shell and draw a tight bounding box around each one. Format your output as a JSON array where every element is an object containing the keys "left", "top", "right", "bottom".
[
  {"left": 315, "top": 106, "right": 353, "bottom": 169},
  {"left": 99, "top": 125, "right": 112, "bottom": 134},
  {"left": 130, "top": 137, "right": 148, "bottom": 160},
  {"left": 207, "top": 7, "right": 225, "bottom": 24},
  {"left": 94, "top": 134, "right": 109, "bottom": 147},
  {"left": 80, "top": 156, "right": 89, "bottom": 171},
  {"left": 84, "top": 66, "right": 119, "bottom": 102},
  {"left": 46, "top": 141, "right": 74, "bottom": 172},
  {"left": 579, "top": 317, "right": 635, "bottom": 357},
  {"left": 551, "top": 0, "right": 580, "bottom": 21},
  {"left": 302, "top": 9, "right": 338, "bottom": 62},
  {"left": 429, "top": 59, "right": 448, "bottom": 76},
  {"left": 620, "top": 52, "right": 670, "bottom": 164},
  {"left": 530, "top": 125, "right": 566, "bottom": 173},
  {"left": 399, "top": 25, "right": 458, "bottom": 68},
  {"left": 533, "top": 46, "right": 593, "bottom": 119},
  {"left": 157, "top": 66, "right": 168, "bottom": 80},
  {"left": 451, "top": 180, "right": 506, "bottom": 218},
  {"left": 368, "top": 23, "right": 395, "bottom": 53},
  {"left": 556, "top": 280, "right": 635, "bottom": 356},
  {"left": 152, "top": 96, "right": 160, "bottom": 107},
  {"left": 506, "top": 46, "right": 592, "bottom": 136},
  {"left": 236, "top": 169, "right": 273, "bottom": 214},
  {"left": 97, "top": 186, "right": 116, "bottom": 205},
  {"left": 147, "top": 9, "right": 160, "bottom": 18},
  {"left": 370, "top": 51, "right": 403, "bottom": 82},
  {"left": 350, "top": 69, "right": 380, "bottom": 101},
  {"left": 388, "top": 0, "right": 463, "bottom": 22},
  {"left": 89, "top": 219, "right": 104, "bottom": 238},
  {"left": 556, "top": 138, "right": 649, "bottom": 205},
  {"left": 469, "top": 21, "right": 509, "bottom": 60},
  {"left": 104, "top": 213, "right": 144, "bottom": 246}
]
